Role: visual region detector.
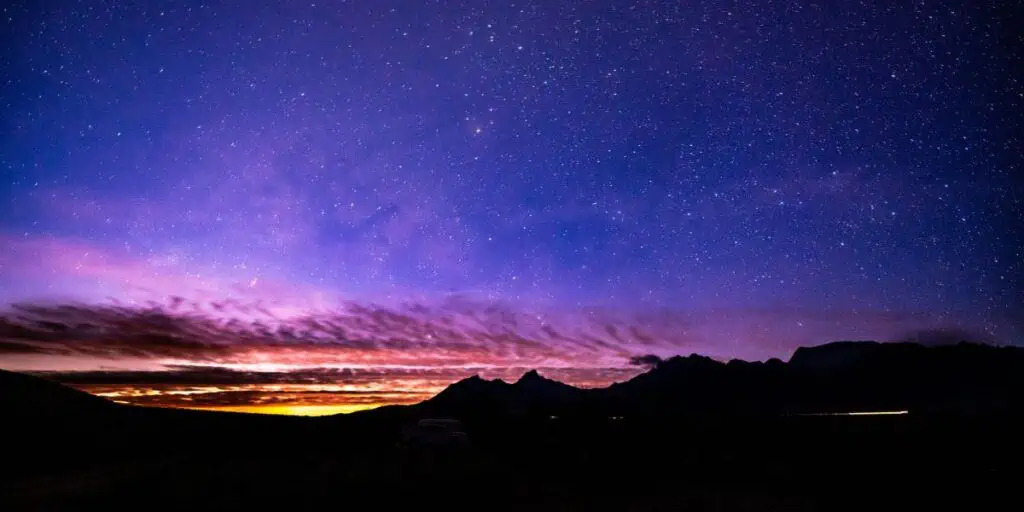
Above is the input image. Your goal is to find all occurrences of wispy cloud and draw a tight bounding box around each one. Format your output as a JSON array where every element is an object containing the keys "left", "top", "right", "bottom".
[
  {"left": 2, "top": 232, "right": 1007, "bottom": 414},
  {"left": 2, "top": 293, "right": 978, "bottom": 372}
]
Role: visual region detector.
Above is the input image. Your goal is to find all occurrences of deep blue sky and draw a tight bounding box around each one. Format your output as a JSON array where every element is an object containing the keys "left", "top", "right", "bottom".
[{"left": 2, "top": 1, "right": 1022, "bottom": 346}]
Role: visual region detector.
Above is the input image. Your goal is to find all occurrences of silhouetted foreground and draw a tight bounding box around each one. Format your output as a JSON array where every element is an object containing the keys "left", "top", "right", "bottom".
[{"left": 3, "top": 341, "right": 1023, "bottom": 510}]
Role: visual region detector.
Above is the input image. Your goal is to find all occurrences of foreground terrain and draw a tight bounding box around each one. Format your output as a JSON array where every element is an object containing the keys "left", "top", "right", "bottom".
[{"left": 3, "top": 341, "right": 1023, "bottom": 510}]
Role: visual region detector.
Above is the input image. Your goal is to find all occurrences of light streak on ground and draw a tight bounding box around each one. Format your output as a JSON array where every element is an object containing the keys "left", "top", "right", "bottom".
[{"left": 796, "top": 410, "right": 910, "bottom": 417}]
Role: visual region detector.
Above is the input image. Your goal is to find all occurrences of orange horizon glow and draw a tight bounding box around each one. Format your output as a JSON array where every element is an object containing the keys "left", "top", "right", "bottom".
[
  {"left": 41, "top": 364, "right": 643, "bottom": 416},
  {"left": 82, "top": 382, "right": 437, "bottom": 415},
  {"left": 110, "top": 400, "right": 387, "bottom": 416},
  {"left": 196, "top": 404, "right": 388, "bottom": 416}
]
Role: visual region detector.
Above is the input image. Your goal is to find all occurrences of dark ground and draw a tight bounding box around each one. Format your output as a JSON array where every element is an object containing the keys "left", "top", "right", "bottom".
[{"left": 2, "top": 405, "right": 1021, "bottom": 511}]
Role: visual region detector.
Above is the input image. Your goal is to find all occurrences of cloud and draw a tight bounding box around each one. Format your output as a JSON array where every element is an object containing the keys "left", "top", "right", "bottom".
[
  {"left": 72, "top": 383, "right": 431, "bottom": 409},
  {"left": 4, "top": 296, "right": 1008, "bottom": 413},
  {"left": 0, "top": 340, "right": 67, "bottom": 355},
  {"left": 5, "top": 231, "right": 1015, "bottom": 368},
  {"left": 4, "top": 294, "right": 998, "bottom": 374},
  {"left": 35, "top": 365, "right": 642, "bottom": 387},
  {"left": 0, "top": 299, "right": 638, "bottom": 369},
  {"left": 628, "top": 354, "right": 663, "bottom": 368}
]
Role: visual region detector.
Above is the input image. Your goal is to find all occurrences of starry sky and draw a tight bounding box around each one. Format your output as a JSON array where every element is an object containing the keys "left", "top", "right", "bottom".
[{"left": 2, "top": 0, "right": 1022, "bottom": 415}]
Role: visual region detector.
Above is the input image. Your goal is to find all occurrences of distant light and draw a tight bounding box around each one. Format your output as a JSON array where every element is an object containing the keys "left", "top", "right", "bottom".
[
  {"left": 796, "top": 410, "right": 909, "bottom": 417},
  {"left": 844, "top": 410, "right": 908, "bottom": 416}
]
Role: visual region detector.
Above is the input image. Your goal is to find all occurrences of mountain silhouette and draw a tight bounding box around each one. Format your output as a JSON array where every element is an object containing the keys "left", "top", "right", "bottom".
[
  {"left": 415, "top": 341, "right": 1024, "bottom": 419},
  {"left": 418, "top": 369, "right": 586, "bottom": 418},
  {"left": 0, "top": 368, "right": 116, "bottom": 419},
  {"left": 4, "top": 341, "right": 1024, "bottom": 510},
  {"left": 513, "top": 369, "right": 583, "bottom": 399},
  {"left": 4, "top": 341, "right": 1024, "bottom": 424}
]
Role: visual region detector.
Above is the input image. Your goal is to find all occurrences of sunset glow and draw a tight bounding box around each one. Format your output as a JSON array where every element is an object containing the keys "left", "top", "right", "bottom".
[{"left": 5, "top": 295, "right": 993, "bottom": 413}]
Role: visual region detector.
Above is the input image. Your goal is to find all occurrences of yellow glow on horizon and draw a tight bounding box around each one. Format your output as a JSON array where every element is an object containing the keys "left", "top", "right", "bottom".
[{"left": 188, "top": 403, "right": 384, "bottom": 416}]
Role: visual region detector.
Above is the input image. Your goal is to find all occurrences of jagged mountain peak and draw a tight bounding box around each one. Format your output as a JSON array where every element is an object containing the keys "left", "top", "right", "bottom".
[{"left": 515, "top": 369, "right": 543, "bottom": 384}]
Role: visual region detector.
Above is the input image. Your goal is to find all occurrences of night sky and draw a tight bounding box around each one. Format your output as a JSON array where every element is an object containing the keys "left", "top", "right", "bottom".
[{"left": 2, "top": 1, "right": 1022, "bottom": 414}]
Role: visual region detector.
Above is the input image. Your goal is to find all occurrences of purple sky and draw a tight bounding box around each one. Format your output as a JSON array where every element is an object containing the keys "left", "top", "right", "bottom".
[{"left": 1, "top": 0, "right": 1021, "bottom": 413}]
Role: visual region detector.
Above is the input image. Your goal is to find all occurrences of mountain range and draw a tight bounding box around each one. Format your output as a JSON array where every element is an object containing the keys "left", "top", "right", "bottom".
[
  {"left": 4, "top": 340, "right": 1024, "bottom": 424},
  {"left": 4, "top": 339, "right": 1024, "bottom": 510},
  {"left": 404, "top": 340, "right": 1024, "bottom": 420}
]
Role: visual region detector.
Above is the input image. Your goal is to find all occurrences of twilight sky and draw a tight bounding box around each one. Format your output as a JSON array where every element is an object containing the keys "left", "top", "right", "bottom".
[{"left": 1, "top": 0, "right": 1022, "bottom": 415}]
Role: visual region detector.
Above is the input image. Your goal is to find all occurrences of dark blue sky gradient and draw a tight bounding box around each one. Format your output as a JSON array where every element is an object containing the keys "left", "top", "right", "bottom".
[{"left": 2, "top": 1, "right": 1022, "bottom": 345}]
